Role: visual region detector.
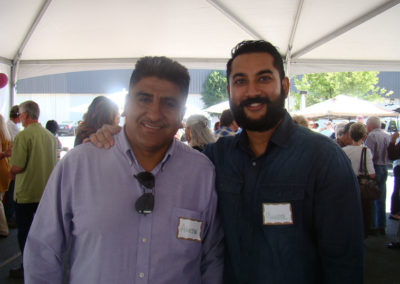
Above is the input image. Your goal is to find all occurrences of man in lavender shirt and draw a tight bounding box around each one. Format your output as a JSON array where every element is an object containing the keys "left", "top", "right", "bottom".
[
  {"left": 365, "top": 116, "right": 391, "bottom": 235},
  {"left": 23, "top": 56, "right": 224, "bottom": 284}
]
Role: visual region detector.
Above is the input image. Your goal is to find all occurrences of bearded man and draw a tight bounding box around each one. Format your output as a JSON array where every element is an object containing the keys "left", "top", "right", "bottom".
[{"left": 203, "top": 40, "right": 364, "bottom": 284}]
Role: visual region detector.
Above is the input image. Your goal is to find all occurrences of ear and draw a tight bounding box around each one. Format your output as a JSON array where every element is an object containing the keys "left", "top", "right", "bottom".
[{"left": 282, "top": 77, "right": 289, "bottom": 99}]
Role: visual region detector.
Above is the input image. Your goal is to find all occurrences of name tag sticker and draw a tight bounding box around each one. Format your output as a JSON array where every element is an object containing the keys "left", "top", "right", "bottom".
[
  {"left": 263, "top": 203, "right": 293, "bottom": 225},
  {"left": 177, "top": 217, "right": 202, "bottom": 242}
]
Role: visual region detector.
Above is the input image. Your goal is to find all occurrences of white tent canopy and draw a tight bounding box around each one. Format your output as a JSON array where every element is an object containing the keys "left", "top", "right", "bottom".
[
  {"left": 291, "top": 94, "right": 398, "bottom": 119},
  {"left": 204, "top": 100, "right": 230, "bottom": 114},
  {"left": 1, "top": 0, "right": 400, "bottom": 83}
]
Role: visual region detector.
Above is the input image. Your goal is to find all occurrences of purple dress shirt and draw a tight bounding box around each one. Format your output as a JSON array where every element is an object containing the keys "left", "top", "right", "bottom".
[
  {"left": 23, "top": 130, "right": 224, "bottom": 284},
  {"left": 365, "top": 128, "right": 391, "bottom": 165}
]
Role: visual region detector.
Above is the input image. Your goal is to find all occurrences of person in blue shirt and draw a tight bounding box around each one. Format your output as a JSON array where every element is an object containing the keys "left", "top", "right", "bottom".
[
  {"left": 89, "top": 41, "right": 365, "bottom": 284},
  {"left": 203, "top": 40, "right": 364, "bottom": 283}
]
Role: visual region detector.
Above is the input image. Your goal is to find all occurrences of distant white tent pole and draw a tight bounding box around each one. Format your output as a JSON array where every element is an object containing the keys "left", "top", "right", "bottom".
[{"left": 10, "top": 0, "right": 52, "bottom": 105}]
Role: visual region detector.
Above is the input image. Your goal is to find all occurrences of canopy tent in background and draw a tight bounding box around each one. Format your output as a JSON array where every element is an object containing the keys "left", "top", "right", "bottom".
[
  {"left": 203, "top": 100, "right": 230, "bottom": 114},
  {"left": 291, "top": 94, "right": 398, "bottom": 119},
  {"left": 1, "top": 0, "right": 400, "bottom": 82}
]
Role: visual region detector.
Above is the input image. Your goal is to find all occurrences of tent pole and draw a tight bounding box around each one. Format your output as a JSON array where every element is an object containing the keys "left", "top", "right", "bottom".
[
  {"left": 292, "top": 0, "right": 400, "bottom": 59},
  {"left": 285, "top": 54, "right": 291, "bottom": 112},
  {"left": 206, "top": 0, "right": 263, "bottom": 39},
  {"left": 10, "top": 0, "right": 52, "bottom": 105},
  {"left": 285, "top": 0, "right": 304, "bottom": 112}
]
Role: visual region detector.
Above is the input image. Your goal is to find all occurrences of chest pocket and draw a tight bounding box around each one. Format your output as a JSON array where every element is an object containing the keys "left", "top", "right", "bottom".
[
  {"left": 215, "top": 174, "right": 244, "bottom": 215},
  {"left": 170, "top": 207, "right": 203, "bottom": 257},
  {"left": 259, "top": 184, "right": 305, "bottom": 202}
]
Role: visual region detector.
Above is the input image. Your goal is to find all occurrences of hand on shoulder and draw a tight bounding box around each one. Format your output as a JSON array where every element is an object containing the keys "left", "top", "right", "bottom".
[{"left": 84, "top": 124, "right": 122, "bottom": 149}]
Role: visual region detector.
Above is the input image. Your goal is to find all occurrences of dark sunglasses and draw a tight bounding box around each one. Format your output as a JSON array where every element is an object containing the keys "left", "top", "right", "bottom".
[{"left": 134, "top": 172, "right": 155, "bottom": 215}]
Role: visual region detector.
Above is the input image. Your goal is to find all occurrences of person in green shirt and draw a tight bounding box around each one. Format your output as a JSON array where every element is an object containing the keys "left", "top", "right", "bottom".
[{"left": 8, "top": 100, "right": 57, "bottom": 279}]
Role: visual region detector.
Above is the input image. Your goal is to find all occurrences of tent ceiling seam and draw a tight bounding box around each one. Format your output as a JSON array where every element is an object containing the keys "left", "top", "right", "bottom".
[
  {"left": 286, "top": 0, "right": 305, "bottom": 56},
  {"left": 13, "top": 0, "right": 52, "bottom": 63},
  {"left": 292, "top": 0, "right": 400, "bottom": 59},
  {"left": 206, "top": 0, "right": 263, "bottom": 40}
]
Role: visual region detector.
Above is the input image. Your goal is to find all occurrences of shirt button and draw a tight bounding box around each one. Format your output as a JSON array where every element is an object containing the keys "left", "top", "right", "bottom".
[
  {"left": 142, "top": 237, "right": 147, "bottom": 243},
  {"left": 252, "top": 162, "right": 256, "bottom": 166},
  {"left": 139, "top": 272, "right": 144, "bottom": 278}
]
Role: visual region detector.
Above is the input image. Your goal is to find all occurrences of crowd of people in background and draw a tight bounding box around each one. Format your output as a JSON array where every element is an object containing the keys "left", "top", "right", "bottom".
[
  {"left": 0, "top": 39, "right": 400, "bottom": 283},
  {"left": 293, "top": 113, "right": 400, "bottom": 247}
]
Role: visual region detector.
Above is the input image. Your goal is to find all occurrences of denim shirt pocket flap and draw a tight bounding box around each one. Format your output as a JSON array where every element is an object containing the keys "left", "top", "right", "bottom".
[
  {"left": 259, "top": 184, "right": 305, "bottom": 202},
  {"left": 216, "top": 174, "right": 243, "bottom": 194}
]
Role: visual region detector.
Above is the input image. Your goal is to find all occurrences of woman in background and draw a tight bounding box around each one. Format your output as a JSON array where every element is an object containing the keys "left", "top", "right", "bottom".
[
  {"left": 342, "top": 122, "right": 375, "bottom": 238},
  {"left": 0, "top": 114, "right": 11, "bottom": 237},
  {"left": 185, "top": 114, "right": 216, "bottom": 151},
  {"left": 74, "top": 96, "right": 119, "bottom": 146}
]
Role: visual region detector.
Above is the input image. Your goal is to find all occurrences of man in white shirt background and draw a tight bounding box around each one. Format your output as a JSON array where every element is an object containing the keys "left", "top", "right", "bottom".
[{"left": 4, "top": 105, "right": 21, "bottom": 228}]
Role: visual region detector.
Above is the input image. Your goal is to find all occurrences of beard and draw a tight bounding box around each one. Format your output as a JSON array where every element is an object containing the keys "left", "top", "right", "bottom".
[{"left": 229, "top": 88, "right": 286, "bottom": 132}]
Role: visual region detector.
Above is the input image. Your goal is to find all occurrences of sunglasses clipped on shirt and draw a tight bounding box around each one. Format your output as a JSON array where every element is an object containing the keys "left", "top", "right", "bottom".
[{"left": 134, "top": 171, "right": 155, "bottom": 215}]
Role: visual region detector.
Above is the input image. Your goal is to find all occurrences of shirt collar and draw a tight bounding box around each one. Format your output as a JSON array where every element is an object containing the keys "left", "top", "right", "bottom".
[
  {"left": 369, "top": 128, "right": 381, "bottom": 134},
  {"left": 218, "top": 126, "right": 233, "bottom": 132},
  {"left": 115, "top": 127, "right": 174, "bottom": 173},
  {"left": 236, "top": 110, "right": 295, "bottom": 153}
]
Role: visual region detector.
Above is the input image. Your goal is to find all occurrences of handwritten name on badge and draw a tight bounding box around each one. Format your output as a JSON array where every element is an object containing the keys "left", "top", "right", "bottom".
[
  {"left": 177, "top": 217, "right": 202, "bottom": 242},
  {"left": 263, "top": 203, "right": 293, "bottom": 225}
]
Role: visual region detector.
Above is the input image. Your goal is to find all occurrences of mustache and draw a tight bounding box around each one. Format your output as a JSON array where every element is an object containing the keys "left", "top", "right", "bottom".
[
  {"left": 140, "top": 119, "right": 167, "bottom": 128},
  {"left": 239, "top": 97, "right": 271, "bottom": 107}
]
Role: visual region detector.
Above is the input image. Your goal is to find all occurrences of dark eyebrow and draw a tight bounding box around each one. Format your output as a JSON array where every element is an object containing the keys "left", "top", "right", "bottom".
[
  {"left": 232, "top": 69, "right": 273, "bottom": 80},
  {"left": 232, "top": 72, "right": 246, "bottom": 80},
  {"left": 256, "top": 69, "right": 273, "bottom": 76},
  {"left": 135, "top": 91, "right": 153, "bottom": 97}
]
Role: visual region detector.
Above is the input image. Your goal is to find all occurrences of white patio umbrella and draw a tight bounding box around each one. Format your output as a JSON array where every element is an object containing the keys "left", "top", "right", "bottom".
[
  {"left": 203, "top": 100, "right": 230, "bottom": 114},
  {"left": 291, "top": 94, "right": 398, "bottom": 119}
]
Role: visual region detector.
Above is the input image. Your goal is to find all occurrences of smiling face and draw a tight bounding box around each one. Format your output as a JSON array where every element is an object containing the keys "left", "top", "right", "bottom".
[
  {"left": 124, "top": 76, "right": 185, "bottom": 155},
  {"left": 227, "top": 52, "right": 289, "bottom": 132}
]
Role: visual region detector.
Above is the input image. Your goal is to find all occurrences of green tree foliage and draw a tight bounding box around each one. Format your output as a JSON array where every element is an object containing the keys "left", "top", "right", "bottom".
[
  {"left": 201, "top": 70, "right": 228, "bottom": 107},
  {"left": 291, "top": 72, "right": 393, "bottom": 110}
]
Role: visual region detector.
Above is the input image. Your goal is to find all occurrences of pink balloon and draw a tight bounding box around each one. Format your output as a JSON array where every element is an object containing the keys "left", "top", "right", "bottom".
[{"left": 0, "top": 73, "right": 8, "bottom": 88}]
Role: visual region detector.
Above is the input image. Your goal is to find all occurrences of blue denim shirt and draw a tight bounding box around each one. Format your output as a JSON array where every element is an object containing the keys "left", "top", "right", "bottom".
[{"left": 204, "top": 111, "right": 364, "bottom": 284}]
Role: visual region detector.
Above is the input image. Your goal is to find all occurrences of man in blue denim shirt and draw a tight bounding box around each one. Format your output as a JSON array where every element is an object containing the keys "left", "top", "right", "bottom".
[{"left": 204, "top": 40, "right": 364, "bottom": 283}]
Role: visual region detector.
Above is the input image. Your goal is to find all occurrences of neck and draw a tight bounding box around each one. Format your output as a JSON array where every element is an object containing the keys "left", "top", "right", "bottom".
[
  {"left": 25, "top": 119, "right": 38, "bottom": 127},
  {"left": 133, "top": 149, "right": 168, "bottom": 172},
  {"left": 352, "top": 140, "right": 363, "bottom": 146},
  {"left": 126, "top": 132, "right": 172, "bottom": 172},
  {"left": 246, "top": 121, "right": 281, "bottom": 158}
]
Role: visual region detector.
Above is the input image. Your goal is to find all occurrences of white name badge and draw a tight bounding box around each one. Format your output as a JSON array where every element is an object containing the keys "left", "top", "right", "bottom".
[
  {"left": 263, "top": 203, "right": 293, "bottom": 225},
  {"left": 177, "top": 217, "right": 202, "bottom": 242}
]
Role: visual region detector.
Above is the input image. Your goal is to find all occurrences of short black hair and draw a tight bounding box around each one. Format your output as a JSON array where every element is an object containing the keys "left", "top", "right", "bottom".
[
  {"left": 219, "top": 109, "right": 235, "bottom": 127},
  {"left": 129, "top": 56, "right": 190, "bottom": 99},
  {"left": 46, "top": 120, "right": 59, "bottom": 135},
  {"left": 9, "top": 105, "right": 19, "bottom": 119},
  {"left": 226, "top": 40, "right": 285, "bottom": 83}
]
